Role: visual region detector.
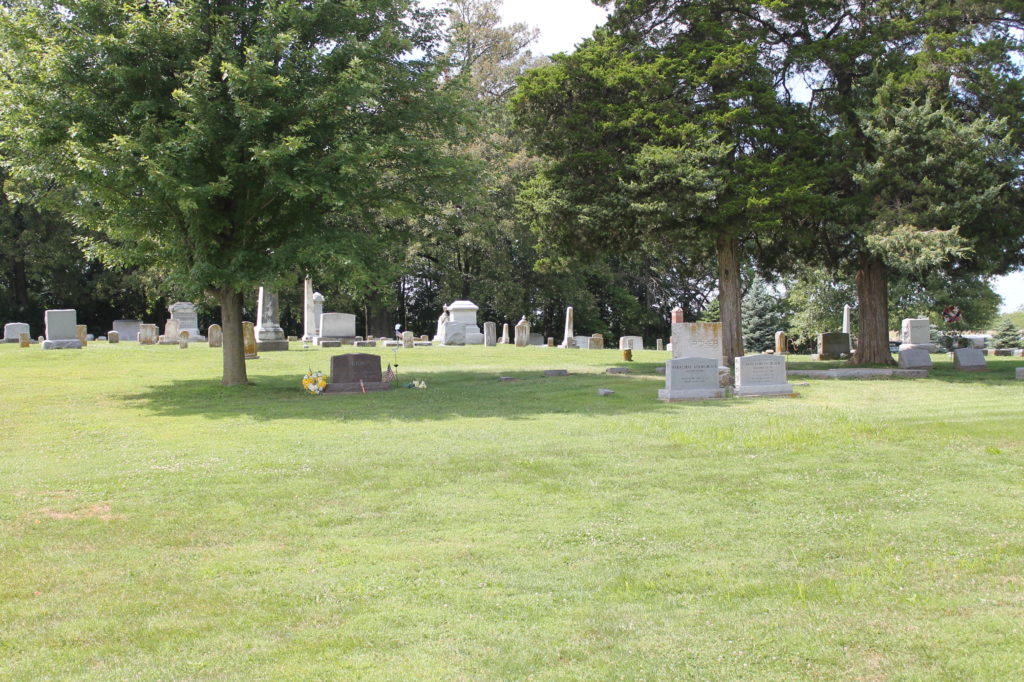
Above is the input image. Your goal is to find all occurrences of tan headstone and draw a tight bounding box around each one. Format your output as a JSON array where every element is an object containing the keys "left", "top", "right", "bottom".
[
  {"left": 547, "top": 337, "right": 555, "bottom": 347},
  {"left": 207, "top": 324, "right": 223, "bottom": 348},
  {"left": 19, "top": 332, "right": 30, "bottom": 348},
  {"left": 179, "top": 330, "right": 189, "bottom": 349},
  {"left": 774, "top": 330, "right": 788, "bottom": 355},
  {"left": 75, "top": 324, "right": 87, "bottom": 347},
  {"left": 108, "top": 331, "right": 120, "bottom": 344},
  {"left": 242, "top": 321, "right": 258, "bottom": 359},
  {"left": 138, "top": 323, "right": 158, "bottom": 345}
]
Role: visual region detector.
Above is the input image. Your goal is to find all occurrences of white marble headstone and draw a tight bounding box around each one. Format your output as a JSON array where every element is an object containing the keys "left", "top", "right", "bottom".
[
  {"left": 42, "top": 309, "right": 82, "bottom": 349},
  {"left": 3, "top": 322, "right": 29, "bottom": 343},
  {"left": 658, "top": 357, "right": 724, "bottom": 401},
  {"left": 734, "top": 354, "right": 793, "bottom": 397},
  {"left": 671, "top": 322, "right": 723, "bottom": 364}
]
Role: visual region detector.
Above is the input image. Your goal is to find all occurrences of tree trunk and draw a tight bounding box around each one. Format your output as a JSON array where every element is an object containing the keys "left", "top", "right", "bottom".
[
  {"left": 717, "top": 233, "right": 744, "bottom": 367},
  {"left": 851, "top": 252, "right": 896, "bottom": 366},
  {"left": 217, "top": 287, "right": 249, "bottom": 386}
]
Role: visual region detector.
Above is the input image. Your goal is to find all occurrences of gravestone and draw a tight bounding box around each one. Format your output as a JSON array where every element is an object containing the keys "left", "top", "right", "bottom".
[
  {"left": 898, "top": 348, "right": 932, "bottom": 370},
  {"left": 354, "top": 340, "right": 376, "bottom": 347},
  {"left": 953, "top": 347, "right": 987, "bottom": 371},
  {"left": 42, "top": 310, "right": 82, "bottom": 350},
  {"left": 658, "top": 357, "right": 724, "bottom": 401},
  {"left": 255, "top": 287, "right": 288, "bottom": 351},
  {"left": 842, "top": 304, "right": 852, "bottom": 334},
  {"left": 483, "top": 322, "right": 497, "bottom": 347},
  {"left": 656, "top": 339, "right": 664, "bottom": 351},
  {"left": 500, "top": 323, "right": 510, "bottom": 344},
  {"left": 588, "top": 334, "right": 604, "bottom": 350},
  {"left": 670, "top": 323, "right": 722, "bottom": 364},
  {"left": 514, "top": 317, "right": 530, "bottom": 347},
  {"left": 619, "top": 336, "right": 644, "bottom": 352},
  {"left": 3, "top": 322, "right": 29, "bottom": 343},
  {"left": 160, "top": 319, "right": 180, "bottom": 344},
  {"left": 19, "top": 332, "right": 30, "bottom": 348},
  {"left": 242, "top": 321, "right": 259, "bottom": 359},
  {"left": 168, "top": 302, "right": 204, "bottom": 340},
  {"left": 447, "top": 300, "right": 484, "bottom": 344},
  {"left": 547, "top": 337, "right": 555, "bottom": 347},
  {"left": 1016, "top": 368, "right": 1024, "bottom": 381},
  {"left": 573, "top": 335, "right": 590, "bottom": 349},
  {"left": 107, "top": 331, "right": 119, "bottom": 344},
  {"left": 138, "top": 323, "right": 158, "bottom": 345},
  {"left": 900, "top": 317, "right": 935, "bottom": 352},
  {"left": 436, "top": 321, "right": 466, "bottom": 345},
  {"left": 813, "top": 332, "right": 850, "bottom": 360},
  {"left": 315, "top": 313, "right": 356, "bottom": 346},
  {"left": 775, "top": 331, "right": 788, "bottom": 355},
  {"left": 179, "top": 331, "right": 189, "bottom": 349},
  {"left": 402, "top": 330, "right": 415, "bottom": 349},
  {"left": 559, "top": 306, "right": 575, "bottom": 348},
  {"left": 75, "top": 325, "right": 88, "bottom": 347},
  {"left": 324, "top": 353, "right": 392, "bottom": 393},
  {"left": 312, "top": 293, "right": 325, "bottom": 335},
  {"left": 607, "top": 367, "right": 629, "bottom": 374},
  {"left": 112, "top": 319, "right": 141, "bottom": 342},
  {"left": 529, "top": 333, "right": 545, "bottom": 346},
  {"left": 207, "top": 324, "right": 223, "bottom": 348},
  {"left": 302, "top": 277, "right": 316, "bottom": 341},
  {"left": 734, "top": 354, "right": 793, "bottom": 397}
]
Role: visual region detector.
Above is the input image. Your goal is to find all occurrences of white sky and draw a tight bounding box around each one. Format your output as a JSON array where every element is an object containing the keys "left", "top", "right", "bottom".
[{"left": 443, "top": 1, "right": 1024, "bottom": 313}]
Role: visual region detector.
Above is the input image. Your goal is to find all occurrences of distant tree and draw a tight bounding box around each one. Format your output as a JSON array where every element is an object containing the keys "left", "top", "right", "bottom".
[
  {"left": 991, "top": 318, "right": 1022, "bottom": 349},
  {"left": 741, "top": 277, "right": 786, "bottom": 353}
]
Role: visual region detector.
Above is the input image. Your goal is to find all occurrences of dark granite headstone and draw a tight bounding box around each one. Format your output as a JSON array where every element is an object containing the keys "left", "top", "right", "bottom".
[
  {"left": 325, "top": 353, "right": 391, "bottom": 393},
  {"left": 813, "top": 332, "right": 851, "bottom": 360}
]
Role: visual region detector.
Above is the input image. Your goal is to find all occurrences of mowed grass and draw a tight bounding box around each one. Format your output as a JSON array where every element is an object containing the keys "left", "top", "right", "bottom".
[{"left": 1, "top": 341, "right": 1023, "bottom": 680}]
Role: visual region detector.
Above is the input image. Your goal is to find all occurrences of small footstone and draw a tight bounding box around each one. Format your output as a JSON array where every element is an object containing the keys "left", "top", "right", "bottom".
[
  {"left": 543, "top": 370, "right": 568, "bottom": 377},
  {"left": 606, "top": 367, "right": 629, "bottom": 374},
  {"left": 597, "top": 389, "right": 614, "bottom": 396},
  {"left": 499, "top": 376, "right": 519, "bottom": 382}
]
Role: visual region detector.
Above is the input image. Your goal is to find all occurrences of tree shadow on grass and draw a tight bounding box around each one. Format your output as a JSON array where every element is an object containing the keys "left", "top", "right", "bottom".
[{"left": 117, "top": 367, "right": 741, "bottom": 423}]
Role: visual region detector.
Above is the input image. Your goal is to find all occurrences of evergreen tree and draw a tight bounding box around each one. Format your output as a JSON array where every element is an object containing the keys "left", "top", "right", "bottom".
[
  {"left": 741, "top": 277, "right": 786, "bottom": 353},
  {"left": 991, "top": 318, "right": 1022, "bottom": 349}
]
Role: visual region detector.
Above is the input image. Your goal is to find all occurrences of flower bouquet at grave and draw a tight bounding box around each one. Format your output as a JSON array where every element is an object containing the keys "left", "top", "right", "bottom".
[
  {"left": 404, "top": 380, "right": 427, "bottom": 389},
  {"left": 302, "top": 369, "right": 327, "bottom": 395}
]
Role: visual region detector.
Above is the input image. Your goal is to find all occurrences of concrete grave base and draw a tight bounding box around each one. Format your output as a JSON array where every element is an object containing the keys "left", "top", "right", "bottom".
[
  {"left": 734, "top": 386, "right": 795, "bottom": 397},
  {"left": 41, "top": 339, "right": 82, "bottom": 350},
  {"left": 658, "top": 388, "right": 725, "bottom": 401},
  {"left": 257, "top": 340, "right": 289, "bottom": 351}
]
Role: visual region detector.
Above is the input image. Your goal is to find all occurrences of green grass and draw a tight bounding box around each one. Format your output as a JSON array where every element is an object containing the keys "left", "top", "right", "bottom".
[{"left": 1, "top": 342, "right": 1023, "bottom": 680}]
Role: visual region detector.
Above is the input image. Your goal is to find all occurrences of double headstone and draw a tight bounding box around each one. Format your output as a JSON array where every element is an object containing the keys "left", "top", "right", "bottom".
[
  {"left": 3, "top": 322, "right": 30, "bottom": 343},
  {"left": 315, "top": 312, "right": 356, "bottom": 347},
  {"left": 658, "top": 357, "right": 724, "bottom": 401},
  {"left": 734, "top": 354, "right": 793, "bottom": 397},
  {"left": 324, "top": 353, "right": 392, "bottom": 393},
  {"left": 42, "top": 309, "right": 82, "bottom": 350}
]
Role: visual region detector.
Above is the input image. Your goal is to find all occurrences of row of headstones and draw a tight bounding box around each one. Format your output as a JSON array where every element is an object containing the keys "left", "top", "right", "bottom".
[{"left": 660, "top": 353, "right": 794, "bottom": 401}]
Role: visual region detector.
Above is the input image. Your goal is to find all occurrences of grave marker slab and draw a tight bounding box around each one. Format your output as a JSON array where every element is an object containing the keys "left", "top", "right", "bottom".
[
  {"left": 813, "top": 332, "right": 851, "bottom": 360},
  {"left": 42, "top": 309, "right": 82, "bottom": 350},
  {"left": 898, "top": 348, "right": 932, "bottom": 370},
  {"left": 207, "top": 324, "right": 223, "bottom": 347},
  {"left": 324, "top": 353, "right": 391, "bottom": 393},
  {"left": 619, "top": 336, "right": 644, "bottom": 352},
  {"left": 19, "top": 332, "right": 30, "bottom": 348},
  {"left": 670, "top": 323, "right": 722, "bottom": 364},
  {"left": 169, "top": 302, "right": 205, "bottom": 341},
  {"left": 953, "top": 347, "right": 987, "bottom": 371},
  {"left": 112, "top": 319, "right": 141, "bottom": 342},
  {"left": 3, "top": 322, "right": 29, "bottom": 343},
  {"left": 734, "top": 354, "right": 793, "bottom": 397},
  {"left": 658, "top": 357, "right": 724, "bottom": 401},
  {"left": 514, "top": 317, "right": 530, "bottom": 347},
  {"left": 242, "top": 321, "right": 258, "bottom": 359},
  {"left": 900, "top": 317, "right": 935, "bottom": 352},
  {"left": 483, "top": 322, "right": 497, "bottom": 347},
  {"left": 315, "top": 312, "right": 356, "bottom": 346},
  {"left": 107, "top": 331, "right": 119, "bottom": 344},
  {"left": 138, "top": 324, "right": 158, "bottom": 345}
]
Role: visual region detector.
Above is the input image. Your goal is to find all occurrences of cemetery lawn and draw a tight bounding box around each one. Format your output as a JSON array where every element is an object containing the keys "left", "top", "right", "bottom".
[{"left": 2, "top": 344, "right": 1024, "bottom": 680}]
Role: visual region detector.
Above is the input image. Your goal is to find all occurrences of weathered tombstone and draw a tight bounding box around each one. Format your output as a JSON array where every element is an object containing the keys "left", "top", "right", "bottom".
[
  {"left": 255, "top": 287, "right": 288, "bottom": 351},
  {"left": 41, "top": 309, "right": 82, "bottom": 350},
  {"left": 111, "top": 319, "right": 141, "bottom": 342},
  {"left": 179, "top": 331, "right": 189, "bottom": 349},
  {"left": 500, "top": 323, "right": 510, "bottom": 344},
  {"left": 528, "top": 333, "right": 544, "bottom": 346},
  {"left": 138, "top": 323, "right": 158, "bottom": 345},
  {"left": 402, "top": 330, "right": 415, "bottom": 349},
  {"left": 483, "top": 321, "right": 497, "bottom": 347},
  {"left": 302, "top": 276, "right": 316, "bottom": 341},
  {"left": 573, "top": 335, "right": 590, "bottom": 349},
  {"left": 623, "top": 349, "right": 633, "bottom": 362},
  {"left": 547, "top": 337, "right": 555, "bottom": 347},
  {"left": 447, "top": 300, "right": 484, "bottom": 344},
  {"left": 242, "top": 321, "right": 259, "bottom": 359},
  {"left": 898, "top": 348, "right": 932, "bottom": 370},
  {"left": 207, "top": 324, "right": 223, "bottom": 348},
  {"left": 658, "top": 357, "right": 724, "bottom": 401},
  {"left": 107, "top": 331, "right": 120, "bottom": 344},
  {"left": 316, "top": 312, "right": 357, "bottom": 346},
  {"left": 813, "top": 332, "right": 850, "bottom": 360},
  {"left": 842, "top": 304, "right": 852, "bottom": 334},
  {"left": 953, "top": 347, "right": 987, "bottom": 371},
  {"left": 900, "top": 317, "right": 935, "bottom": 352},
  {"left": 559, "top": 306, "right": 575, "bottom": 348},
  {"left": 75, "top": 325, "right": 88, "bottom": 347},
  {"left": 619, "top": 336, "right": 644, "bottom": 352},
  {"left": 324, "top": 353, "right": 392, "bottom": 393},
  {"left": 168, "top": 302, "right": 205, "bottom": 340},
  {"left": 588, "top": 334, "right": 604, "bottom": 350},
  {"left": 354, "top": 340, "right": 377, "bottom": 347},
  {"left": 514, "top": 317, "right": 530, "bottom": 347},
  {"left": 656, "top": 339, "right": 664, "bottom": 352},
  {"left": 160, "top": 318, "right": 180, "bottom": 344},
  {"left": 3, "top": 322, "right": 30, "bottom": 343},
  {"left": 19, "top": 332, "right": 30, "bottom": 348},
  {"left": 734, "top": 354, "right": 793, "bottom": 397},
  {"left": 774, "top": 331, "right": 788, "bottom": 355},
  {"left": 670, "top": 323, "right": 721, "bottom": 363},
  {"left": 312, "top": 293, "right": 325, "bottom": 336}
]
